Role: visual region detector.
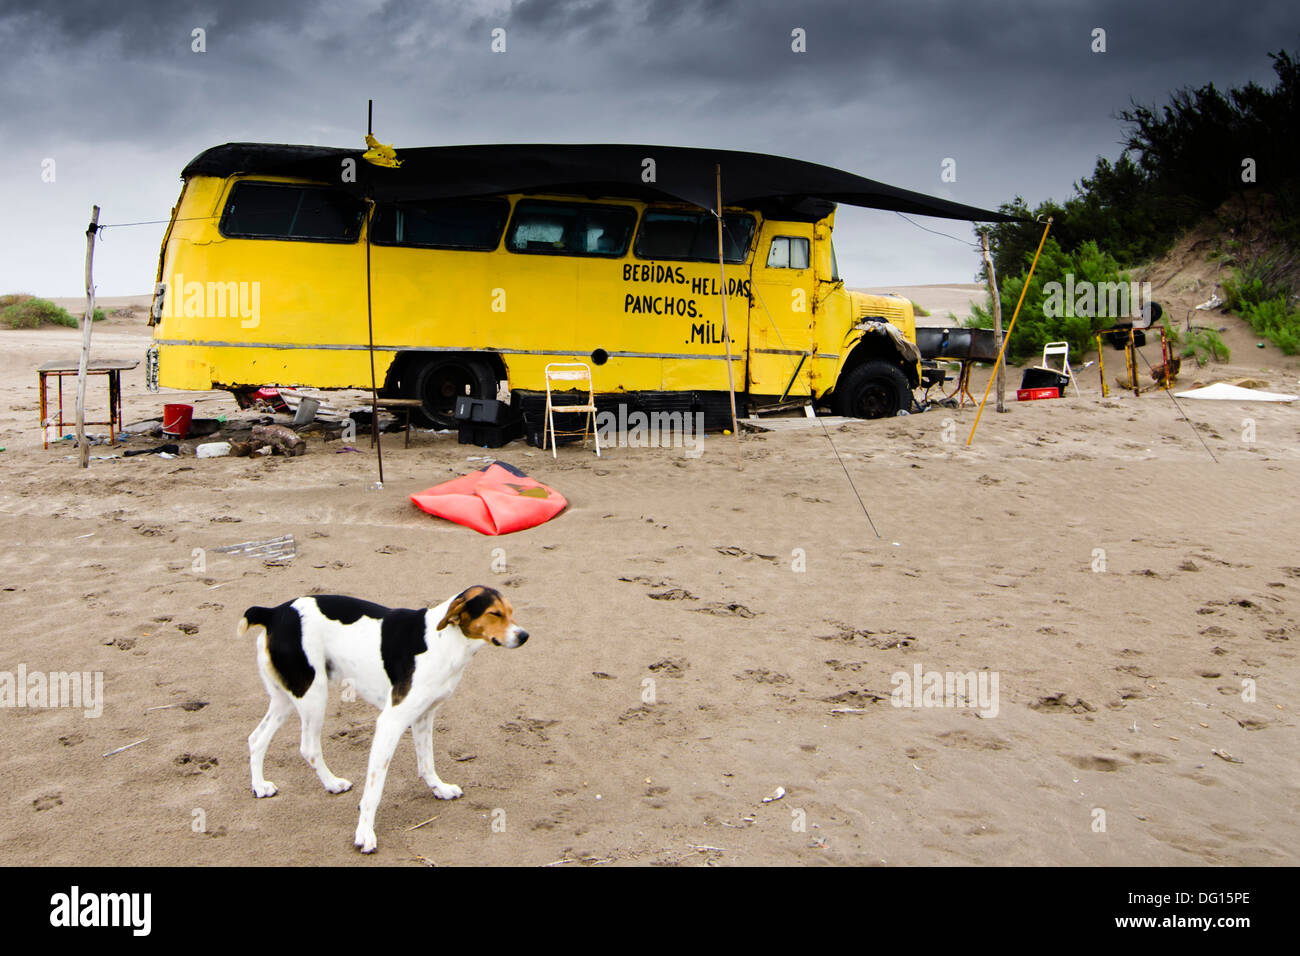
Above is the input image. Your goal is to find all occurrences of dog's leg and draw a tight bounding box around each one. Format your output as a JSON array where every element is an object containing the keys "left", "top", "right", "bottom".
[
  {"left": 248, "top": 691, "right": 293, "bottom": 798},
  {"left": 354, "top": 706, "right": 411, "bottom": 854},
  {"left": 295, "top": 677, "right": 353, "bottom": 794},
  {"left": 412, "top": 706, "right": 462, "bottom": 801}
]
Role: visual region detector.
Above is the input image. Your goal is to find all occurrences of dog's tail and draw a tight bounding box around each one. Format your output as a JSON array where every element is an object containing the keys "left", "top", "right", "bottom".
[{"left": 238, "top": 605, "right": 274, "bottom": 639}]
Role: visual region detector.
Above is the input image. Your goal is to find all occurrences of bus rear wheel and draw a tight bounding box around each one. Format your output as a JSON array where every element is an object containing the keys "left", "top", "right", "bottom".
[
  {"left": 409, "top": 356, "right": 498, "bottom": 428},
  {"left": 833, "top": 360, "right": 912, "bottom": 419}
]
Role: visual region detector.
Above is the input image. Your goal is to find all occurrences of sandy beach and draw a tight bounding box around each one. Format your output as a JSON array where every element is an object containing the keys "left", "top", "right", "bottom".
[{"left": 1, "top": 289, "right": 1297, "bottom": 867}]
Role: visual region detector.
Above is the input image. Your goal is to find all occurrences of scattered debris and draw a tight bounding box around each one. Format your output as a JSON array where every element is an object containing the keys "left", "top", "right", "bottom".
[
  {"left": 762, "top": 786, "right": 786, "bottom": 803},
  {"left": 196, "top": 441, "right": 233, "bottom": 458},
  {"left": 1211, "top": 748, "right": 1244, "bottom": 764},
  {"left": 145, "top": 700, "right": 209, "bottom": 713},
  {"left": 102, "top": 738, "right": 148, "bottom": 757},
  {"left": 542, "top": 856, "right": 612, "bottom": 867},
  {"left": 211, "top": 534, "right": 296, "bottom": 564},
  {"left": 122, "top": 443, "right": 180, "bottom": 457},
  {"left": 250, "top": 424, "right": 307, "bottom": 456}
]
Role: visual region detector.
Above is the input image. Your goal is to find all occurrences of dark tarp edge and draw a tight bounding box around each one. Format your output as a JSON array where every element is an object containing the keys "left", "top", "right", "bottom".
[{"left": 181, "top": 142, "right": 1031, "bottom": 223}]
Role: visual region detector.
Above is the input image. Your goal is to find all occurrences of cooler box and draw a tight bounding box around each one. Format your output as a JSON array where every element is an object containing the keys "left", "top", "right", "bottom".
[{"left": 1020, "top": 366, "right": 1070, "bottom": 395}]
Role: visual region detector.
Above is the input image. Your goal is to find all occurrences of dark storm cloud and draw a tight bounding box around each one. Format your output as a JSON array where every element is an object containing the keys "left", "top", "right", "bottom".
[{"left": 1, "top": 0, "right": 1296, "bottom": 293}]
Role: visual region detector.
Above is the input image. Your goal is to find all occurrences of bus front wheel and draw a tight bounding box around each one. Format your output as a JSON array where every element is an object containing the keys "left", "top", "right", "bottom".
[
  {"left": 832, "top": 361, "right": 912, "bottom": 419},
  {"left": 409, "top": 356, "right": 498, "bottom": 428}
]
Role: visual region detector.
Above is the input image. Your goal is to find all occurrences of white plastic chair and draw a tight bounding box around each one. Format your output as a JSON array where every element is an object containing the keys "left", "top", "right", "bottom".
[
  {"left": 542, "top": 363, "right": 600, "bottom": 458},
  {"left": 1042, "top": 341, "right": 1080, "bottom": 395}
]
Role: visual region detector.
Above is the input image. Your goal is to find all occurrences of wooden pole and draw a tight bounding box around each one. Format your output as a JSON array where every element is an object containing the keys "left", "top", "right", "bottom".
[
  {"left": 715, "top": 165, "right": 742, "bottom": 471},
  {"left": 76, "top": 205, "right": 100, "bottom": 469},
  {"left": 365, "top": 198, "right": 384, "bottom": 486},
  {"left": 362, "top": 99, "right": 384, "bottom": 486},
  {"left": 966, "top": 217, "right": 1052, "bottom": 446},
  {"left": 978, "top": 231, "right": 1005, "bottom": 413}
]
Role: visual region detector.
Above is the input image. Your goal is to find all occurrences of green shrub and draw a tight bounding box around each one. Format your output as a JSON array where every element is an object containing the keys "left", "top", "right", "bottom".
[
  {"left": 1180, "top": 327, "right": 1231, "bottom": 364},
  {"left": 0, "top": 294, "right": 104, "bottom": 329},
  {"left": 1221, "top": 257, "right": 1300, "bottom": 354},
  {"left": 1239, "top": 295, "right": 1300, "bottom": 354}
]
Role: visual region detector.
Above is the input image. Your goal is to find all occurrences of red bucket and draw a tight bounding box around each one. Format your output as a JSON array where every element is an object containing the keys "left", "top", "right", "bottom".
[{"left": 162, "top": 403, "right": 193, "bottom": 437}]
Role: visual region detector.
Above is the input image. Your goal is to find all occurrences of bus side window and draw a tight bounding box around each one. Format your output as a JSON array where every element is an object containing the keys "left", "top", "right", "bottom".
[
  {"left": 507, "top": 201, "right": 635, "bottom": 256},
  {"left": 371, "top": 198, "right": 509, "bottom": 250},
  {"left": 221, "top": 182, "right": 364, "bottom": 242},
  {"left": 766, "top": 236, "right": 809, "bottom": 269},
  {"left": 634, "top": 210, "right": 755, "bottom": 263}
]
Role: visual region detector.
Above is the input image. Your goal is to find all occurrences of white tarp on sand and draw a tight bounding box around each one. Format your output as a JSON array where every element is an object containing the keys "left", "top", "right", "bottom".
[{"left": 1175, "top": 383, "right": 1298, "bottom": 402}]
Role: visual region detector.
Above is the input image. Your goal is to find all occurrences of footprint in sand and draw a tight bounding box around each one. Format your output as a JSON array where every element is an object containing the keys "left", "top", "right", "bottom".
[
  {"left": 734, "top": 669, "right": 791, "bottom": 685},
  {"left": 1030, "top": 694, "right": 1096, "bottom": 714},
  {"left": 1127, "top": 752, "right": 1171, "bottom": 765},
  {"left": 648, "top": 658, "right": 687, "bottom": 678},
  {"left": 175, "top": 753, "right": 219, "bottom": 775},
  {"left": 690, "top": 602, "right": 757, "bottom": 618},
  {"left": 1065, "top": 755, "right": 1124, "bottom": 772},
  {"left": 33, "top": 793, "right": 63, "bottom": 812},
  {"left": 935, "top": 730, "right": 1009, "bottom": 751},
  {"left": 715, "top": 546, "right": 778, "bottom": 563},
  {"left": 649, "top": 588, "right": 696, "bottom": 601}
]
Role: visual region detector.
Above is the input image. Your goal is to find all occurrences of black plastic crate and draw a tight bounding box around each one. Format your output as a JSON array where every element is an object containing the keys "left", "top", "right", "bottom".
[
  {"left": 458, "top": 417, "right": 523, "bottom": 448},
  {"left": 454, "top": 396, "right": 513, "bottom": 425}
]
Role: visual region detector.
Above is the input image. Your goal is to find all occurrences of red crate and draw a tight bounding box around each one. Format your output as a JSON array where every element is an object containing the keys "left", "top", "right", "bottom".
[{"left": 1016, "top": 387, "right": 1059, "bottom": 401}]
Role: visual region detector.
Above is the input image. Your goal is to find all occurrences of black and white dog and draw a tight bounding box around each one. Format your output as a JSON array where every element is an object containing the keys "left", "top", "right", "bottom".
[{"left": 239, "top": 586, "right": 528, "bottom": 853}]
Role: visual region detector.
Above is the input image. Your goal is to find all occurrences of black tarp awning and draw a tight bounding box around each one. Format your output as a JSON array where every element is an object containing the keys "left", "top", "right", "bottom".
[{"left": 181, "top": 142, "right": 1027, "bottom": 223}]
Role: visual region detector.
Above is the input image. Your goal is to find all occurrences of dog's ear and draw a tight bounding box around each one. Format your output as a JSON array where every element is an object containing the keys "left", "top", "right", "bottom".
[{"left": 436, "top": 589, "right": 473, "bottom": 632}]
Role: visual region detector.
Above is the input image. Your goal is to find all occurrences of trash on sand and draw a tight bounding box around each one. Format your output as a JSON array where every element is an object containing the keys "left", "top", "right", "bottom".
[
  {"left": 292, "top": 397, "right": 320, "bottom": 426},
  {"left": 102, "top": 738, "right": 148, "bottom": 757},
  {"left": 211, "top": 534, "right": 296, "bottom": 564},
  {"left": 123, "top": 443, "right": 180, "bottom": 457},
  {"left": 410, "top": 461, "right": 566, "bottom": 535},
  {"left": 250, "top": 424, "right": 306, "bottom": 455},
  {"left": 196, "top": 442, "right": 233, "bottom": 458},
  {"left": 1176, "top": 383, "right": 1297, "bottom": 402},
  {"left": 1211, "top": 749, "right": 1244, "bottom": 764},
  {"left": 762, "top": 786, "right": 786, "bottom": 803},
  {"left": 123, "top": 419, "right": 162, "bottom": 436},
  {"left": 145, "top": 700, "right": 209, "bottom": 713}
]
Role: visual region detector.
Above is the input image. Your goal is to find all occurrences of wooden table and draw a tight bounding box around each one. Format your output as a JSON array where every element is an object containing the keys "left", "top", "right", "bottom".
[{"left": 38, "top": 359, "right": 139, "bottom": 448}]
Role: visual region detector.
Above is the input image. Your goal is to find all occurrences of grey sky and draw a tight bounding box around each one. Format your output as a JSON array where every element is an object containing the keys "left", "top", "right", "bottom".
[{"left": 1, "top": 0, "right": 1295, "bottom": 295}]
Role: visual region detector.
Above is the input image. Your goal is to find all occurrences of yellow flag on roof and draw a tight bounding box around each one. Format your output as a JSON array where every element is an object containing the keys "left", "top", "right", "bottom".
[{"left": 363, "top": 132, "right": 401, "bottom": 168}]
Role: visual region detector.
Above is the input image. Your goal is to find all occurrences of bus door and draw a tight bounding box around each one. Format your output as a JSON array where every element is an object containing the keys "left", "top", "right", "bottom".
[{"left": 747, "top": 221, "right": 816, "bottom": 401}]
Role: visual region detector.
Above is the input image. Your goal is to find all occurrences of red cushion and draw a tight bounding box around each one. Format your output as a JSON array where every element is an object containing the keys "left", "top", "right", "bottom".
[{"left": 409, "top": 462, "right": 567, "bottom": 535}]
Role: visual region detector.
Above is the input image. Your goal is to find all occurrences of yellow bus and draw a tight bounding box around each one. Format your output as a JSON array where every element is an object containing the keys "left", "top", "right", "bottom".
[{"left": 148, "top": 143, "right": 1017, "bottom": 426}]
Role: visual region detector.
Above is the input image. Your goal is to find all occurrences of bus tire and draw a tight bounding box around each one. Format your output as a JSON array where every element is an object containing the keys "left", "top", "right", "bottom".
[
  {"left": 832, "top": 360, "right": 911, "bottom": 419},
  {"left": 409, "top": 356, "right": 498, "bottom": 428}
]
